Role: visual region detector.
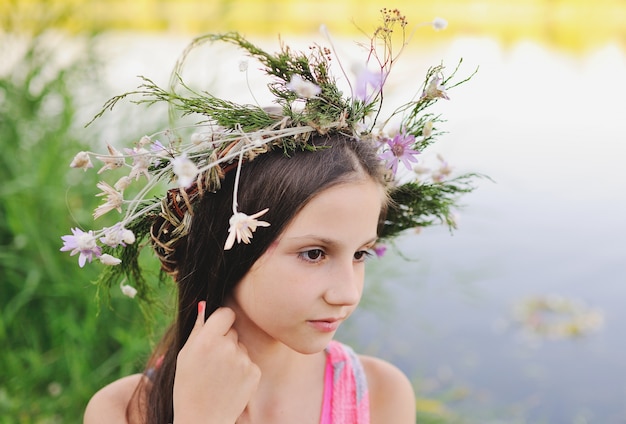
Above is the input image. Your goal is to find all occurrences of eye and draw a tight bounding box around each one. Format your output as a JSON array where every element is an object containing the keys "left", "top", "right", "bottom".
[
  {"left": 353, "top": 250, "right": 373, "bottom": 262},
  {"left": 299, "top": 249, "right": 326, "bottom": 263}
]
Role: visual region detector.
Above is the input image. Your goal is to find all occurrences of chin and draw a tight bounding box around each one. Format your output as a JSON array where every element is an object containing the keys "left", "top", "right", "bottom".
[{"left": 286, "top": 335, "right": 335, "bottom": 355}]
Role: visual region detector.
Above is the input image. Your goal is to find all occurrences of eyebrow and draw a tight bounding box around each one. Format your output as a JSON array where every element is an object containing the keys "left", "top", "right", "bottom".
[{"left": 284, "top": 235, "right": 378, "bottom": 248}]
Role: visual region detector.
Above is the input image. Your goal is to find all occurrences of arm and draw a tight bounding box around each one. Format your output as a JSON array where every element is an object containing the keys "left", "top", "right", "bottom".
[
  {"left": 83, "top": 374, "right": 146, "bottom": 424},
  {"left": 360, "top": 355, "right": 416, "bottom": 424}
]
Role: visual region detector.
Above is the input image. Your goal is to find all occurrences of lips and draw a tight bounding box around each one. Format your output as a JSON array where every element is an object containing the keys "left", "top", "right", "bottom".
[{"left": 307, "top": 318, "right": 343, "bottom": 332}]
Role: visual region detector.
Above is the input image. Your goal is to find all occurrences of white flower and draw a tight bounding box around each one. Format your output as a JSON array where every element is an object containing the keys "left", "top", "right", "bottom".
[
  {"left": 125, "top": 147, "right": 151, "bottom": 180},
  {"left": 432, "top": 153, "right": 453, "bottom": 182},
  {"left": 138, "top": 135, "right": 152, "bottom": 146},
  {"left": 191, "top": 132, "right": 210, "bottom": 145},
  {"left": 120, "top": 282, "right": 137, "bottom": 298},
  {"left": 432, "top": 17, "right": 448, "bottom": 31},
  {"left": 171, "top": 154, "right": 199, "bottom": 188},
  {"left": 190, "top": 132, "right": 219, "bottom": 151},
  {"left": 100, "top": 228, "right": 121, "bottom": 247},
  {"left": 423, "top": 120, "right": 433, "bottom": 138},
  {"left": 224, "top": 208, "right": 271, "bottom": 250},
  {"left": 99, "top": 254, "right": 122, "bottom": 266},
  {"left": 70, "top": 152, "right": 93, "bottom": 171},
  {"left": 287, "top": 75, "right": 321, "bottom": 99},
  {"left": 96, "top": 143, "right": 125, "bottom": 174},
  {"left": 413, "top": 164, "right": 431, "bottom": 175},
  {"left": 94, "top": 181, "right": 124, "bottom": 219},
  {"left": 121, "top": 228, "right": 135, "bottom": 244},
  {"left": 421, "top": 74, "right": 450, "bottom": 101},
  {"left": 239, "top": 60, "right": 249, "bottom": 72},
  {"left": 100, "top": 226, "right": 135, "bottom": 248},
  {"left": 114, "top": 176, "right": 132, "bottom": 191}
]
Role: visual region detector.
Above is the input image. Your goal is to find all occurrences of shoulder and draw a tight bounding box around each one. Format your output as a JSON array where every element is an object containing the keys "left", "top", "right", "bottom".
[
  {"left": 359, "top": 355, "right": 416, "bottom": 424},
  {"left": 83, "top": 374, "right": 147, "bottom": 424}
]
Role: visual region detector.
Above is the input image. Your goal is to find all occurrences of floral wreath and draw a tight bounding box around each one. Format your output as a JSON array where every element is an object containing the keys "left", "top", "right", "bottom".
[{"left": 62, "top": 9, "right": 481, "bottom": 301}]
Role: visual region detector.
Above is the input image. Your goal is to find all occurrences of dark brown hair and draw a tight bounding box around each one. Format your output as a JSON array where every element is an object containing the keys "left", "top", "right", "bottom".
[{"left": 140, "top": 133, "right": 388, "bottom": 423}]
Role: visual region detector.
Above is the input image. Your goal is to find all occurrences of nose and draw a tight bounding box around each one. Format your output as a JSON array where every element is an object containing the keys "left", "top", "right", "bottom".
[{"left": 323, "top": 260, "right": 363, "bottom": 307}]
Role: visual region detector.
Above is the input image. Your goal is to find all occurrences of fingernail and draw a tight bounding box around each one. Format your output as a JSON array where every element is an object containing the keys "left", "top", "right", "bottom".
[{"left": 198, "top": 301, "right": 206, "bottom": 316}]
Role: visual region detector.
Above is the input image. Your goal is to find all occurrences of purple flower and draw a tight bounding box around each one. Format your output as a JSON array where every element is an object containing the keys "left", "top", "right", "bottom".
[
  {"left": 373, "top": 244, "right": 387, "bottom": 257},
  {"left": 354, "top": 67, "right": 385, "bottom": 102},
  {"left": 151, "top": 140, "right": 170, "bottom": 157},
  {"left": 60, "top": 227, "right": 102, "bottom": 267},
  {"left": 379, "top": 131, "right": 420, "bottom": 175}
]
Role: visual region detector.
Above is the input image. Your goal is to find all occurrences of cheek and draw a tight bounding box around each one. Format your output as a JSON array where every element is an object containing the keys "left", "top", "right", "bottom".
[{"left": 236, "top": 263, "right": 302, "bottom": 311}]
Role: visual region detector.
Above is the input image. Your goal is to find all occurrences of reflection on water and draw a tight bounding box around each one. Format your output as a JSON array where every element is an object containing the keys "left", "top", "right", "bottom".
[
  {"left": 9, "top": 0, "right": 626, "bottom": 53},
  {"left": 95, "top": 32, "right": 626, "bottom": 422},
  {"left": 337, "top": 38, "right": 626, "bottom": 423}
]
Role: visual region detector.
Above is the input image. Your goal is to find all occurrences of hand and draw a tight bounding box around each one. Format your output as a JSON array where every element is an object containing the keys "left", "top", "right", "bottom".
[{"left": 173, "top": 302, "right": 261, "bottom": 424}]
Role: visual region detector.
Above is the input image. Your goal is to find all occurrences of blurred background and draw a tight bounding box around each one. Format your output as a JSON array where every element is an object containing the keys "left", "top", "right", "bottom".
[{"left": 1, "top": 0, "right": 624, "bottom": 423}]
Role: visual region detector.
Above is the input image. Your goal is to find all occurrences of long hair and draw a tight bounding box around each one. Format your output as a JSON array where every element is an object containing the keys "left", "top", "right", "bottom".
[{"left": 140, "top": 133, "right": 388, "bottom": 423}]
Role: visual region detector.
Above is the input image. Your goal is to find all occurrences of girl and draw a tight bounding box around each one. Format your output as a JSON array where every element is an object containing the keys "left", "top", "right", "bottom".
[
  {"left": 64, "top": 10, "right": 477, "bottom": 423},
  {"left": 83, "top": 133, "right": 417, "bottom": 423}
]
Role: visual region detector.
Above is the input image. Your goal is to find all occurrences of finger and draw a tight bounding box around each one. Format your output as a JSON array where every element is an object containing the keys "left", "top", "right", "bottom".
[
  {"left": 224, "top": 326, "right": 239, "bottom": 344},
  {"left": 186, "top": 301, "right": 207, "bottom": 344},
  {"left": 237, "top": 339, "right": 250, "bottom": 355},
  {"left": 204, "top": 307, "right": 236, "bottom": 337}
]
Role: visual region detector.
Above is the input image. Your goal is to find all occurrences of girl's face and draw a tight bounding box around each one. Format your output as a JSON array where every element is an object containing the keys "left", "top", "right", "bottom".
[{"left": 227, "top": 178, "right": 385, "bottom": 354}]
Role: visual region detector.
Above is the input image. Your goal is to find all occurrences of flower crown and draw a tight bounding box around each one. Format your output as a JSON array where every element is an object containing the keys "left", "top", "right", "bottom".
[{"left": 62, "top": 9, "right": 480, "bottom": 301}]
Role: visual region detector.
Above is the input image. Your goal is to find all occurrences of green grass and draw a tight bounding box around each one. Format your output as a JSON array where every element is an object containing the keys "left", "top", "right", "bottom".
[{"left": 0, "top": 21, "right": 173, "bottom": 422}]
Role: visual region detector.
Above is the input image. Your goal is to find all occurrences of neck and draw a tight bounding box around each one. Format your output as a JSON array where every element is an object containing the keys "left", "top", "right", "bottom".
[{"left": 227, "top": 304, "right": 327, "bottom": 423}]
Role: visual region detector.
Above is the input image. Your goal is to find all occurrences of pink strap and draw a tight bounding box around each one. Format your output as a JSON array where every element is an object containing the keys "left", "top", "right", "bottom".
[
  {"left": 320, "top": 341, "right": 370, "bottom": 424},
  {"left": 320, "top": 354, "right": 333, "bottom": 423}
]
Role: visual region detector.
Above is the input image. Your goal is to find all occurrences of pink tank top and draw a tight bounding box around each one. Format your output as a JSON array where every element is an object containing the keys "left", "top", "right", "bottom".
[{"left": 320, "top": 341, "right": 370, "bottom": 424}]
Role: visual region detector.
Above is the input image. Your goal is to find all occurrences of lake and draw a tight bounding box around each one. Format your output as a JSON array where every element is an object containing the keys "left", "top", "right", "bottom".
[{"left": 337, "top": 38, "right": 626, "bottom": 423}]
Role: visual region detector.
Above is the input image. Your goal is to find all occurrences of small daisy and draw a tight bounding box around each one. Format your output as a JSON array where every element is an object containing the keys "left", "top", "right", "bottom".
[
  {"left": 114, "top": 176, "right": 132, "bottom": 192},
  {"left": 99, "top": 254, "right": 122, "bottom": 266},
  {"left": 94, "top": 181, "right": 124, "bottom": 219},
  {"left": 120, "top": 281, "right": 138, "bottom": 298},
  {"left": 96, "top": 143, "right": 125, "bottom": 174},
  {"left": 432, "top": 17, "right": 448, "bottom": 31},
  {"left": 422, "top": 120, "right": 434, "bottom": 138},
  {"left": 70, "top": 151, "right": 93, "bottom": 171},
  {"left": 421, "top": 74, "right": 450, "bottom": 101},
  {"left": 379, "top": 131, "right": 420, "bottom": 175},
  {"left": 224, "top": 209, "right": 271, "bottom": 250},
  {"left": 171, "top": 154, "right": 199, "bottom": 188},
  {"left": 287, "top": 74, "right": 321, "bottom": 99},
  {"left": 432, "top": 154, "right": 453, "bottom": 182},
  {"left": 125, "top": 147, "right": 151, "bottom": 180},
  {"left": 100, "top": 226, "right": 135, "bottom": 248},
  {"left": 60, "top": 228, "right": 102, "bottom": 267},
  {"left": 138, "top": 135, "right": 152, "bottom": 146}
]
